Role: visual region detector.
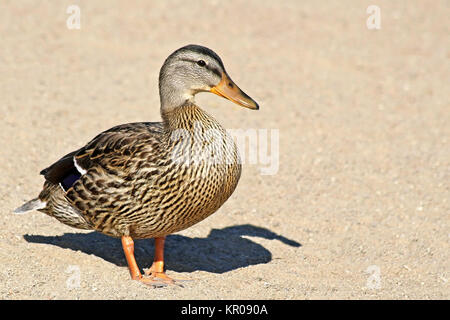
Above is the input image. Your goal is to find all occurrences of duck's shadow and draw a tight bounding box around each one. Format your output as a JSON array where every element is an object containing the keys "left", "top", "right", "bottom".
[{"left": 24, "top": 224, "right": 301, "bottom": 273}]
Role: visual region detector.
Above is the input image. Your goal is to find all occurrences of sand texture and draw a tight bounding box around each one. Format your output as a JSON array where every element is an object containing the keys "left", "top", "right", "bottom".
[{"left": 0, "top": 1, "right": 448, "bottom": 299}]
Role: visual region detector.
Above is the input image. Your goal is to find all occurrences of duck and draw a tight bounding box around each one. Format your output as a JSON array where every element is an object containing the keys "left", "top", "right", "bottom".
[{"left": 14, "top": 44, "right": 259, "bottom": 287}]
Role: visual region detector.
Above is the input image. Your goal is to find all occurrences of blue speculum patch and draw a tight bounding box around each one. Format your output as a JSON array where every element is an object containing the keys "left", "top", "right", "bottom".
[{"left": 60, "top": 170, "right": 81, "bottom": 191}]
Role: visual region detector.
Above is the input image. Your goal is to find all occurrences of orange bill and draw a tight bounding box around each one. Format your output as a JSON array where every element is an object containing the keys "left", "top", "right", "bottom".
[{"left": 210, "top": 72, "right": 259, "bottom": 110}]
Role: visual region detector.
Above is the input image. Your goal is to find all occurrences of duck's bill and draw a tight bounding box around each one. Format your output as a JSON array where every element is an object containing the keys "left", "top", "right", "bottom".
[{"left": 210, "top": 73, "right": 259, "bottom": 110}]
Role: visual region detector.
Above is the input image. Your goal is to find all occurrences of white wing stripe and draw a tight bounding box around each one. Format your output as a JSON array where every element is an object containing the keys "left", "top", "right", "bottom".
[{"left": 73, "top": 157, "right": 87, "bottom": 175}]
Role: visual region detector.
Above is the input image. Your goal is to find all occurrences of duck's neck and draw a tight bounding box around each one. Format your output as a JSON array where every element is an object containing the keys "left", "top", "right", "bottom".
[
  {"left": 161, "top": 103, "right": 220, "bottom": 133},
  {"left": 159, "top": 74, "right": 196, "bottom": 114}
]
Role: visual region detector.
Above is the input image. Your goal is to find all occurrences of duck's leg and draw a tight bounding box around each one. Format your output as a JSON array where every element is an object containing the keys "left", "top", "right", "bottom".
[
  {"left": 145, "top": 237, "right": 172, "bottom": 280},
  {"left": 145, "top": 237, "right": 189, "bottom": 285},
  {"left": 121, "top": 236, "right": 167, "bottom": 287},
  {"left": 121, "top": 236, "right": 141, "bottom": 280}
]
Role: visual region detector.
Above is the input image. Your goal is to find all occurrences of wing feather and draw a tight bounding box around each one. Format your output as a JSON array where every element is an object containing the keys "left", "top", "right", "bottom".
[{"left": 41, "top": 122, "right": 163, "bottom": 188}]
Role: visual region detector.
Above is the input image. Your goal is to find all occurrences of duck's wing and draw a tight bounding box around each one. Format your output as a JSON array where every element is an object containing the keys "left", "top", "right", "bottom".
[
  {"left": 36, "top": 122, "right": 167, "bottom": 234},
  {"left": 40, "top": 122, "right": 164, "bottom": 192},
  {"left": 40, "top": 149, "right": 80, "bottom": 187}
]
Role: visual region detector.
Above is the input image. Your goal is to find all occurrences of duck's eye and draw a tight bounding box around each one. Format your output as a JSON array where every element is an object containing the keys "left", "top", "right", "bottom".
[{"left": 197, "top": 60, "right": 206, "bottom": 67}]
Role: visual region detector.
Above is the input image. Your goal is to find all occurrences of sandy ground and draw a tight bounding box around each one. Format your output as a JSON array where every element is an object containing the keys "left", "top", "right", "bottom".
[{"left": 0, "top": 0, "right": 449, "bottom": 300}]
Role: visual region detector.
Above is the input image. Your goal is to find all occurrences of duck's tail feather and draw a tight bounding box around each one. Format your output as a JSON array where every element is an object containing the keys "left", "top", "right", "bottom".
[{"left": 13, "top": 198, "right": 46, "bottom": 214}]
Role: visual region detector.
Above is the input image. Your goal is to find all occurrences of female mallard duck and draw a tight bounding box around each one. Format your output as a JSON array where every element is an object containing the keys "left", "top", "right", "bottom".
[{"left": 15, "top": 44, "right": 259, "bottom": 286}]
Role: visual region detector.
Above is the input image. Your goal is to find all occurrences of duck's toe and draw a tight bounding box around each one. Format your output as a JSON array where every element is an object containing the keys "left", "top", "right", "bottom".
[
  {"left": 144, "top": 269, "right": 191, "bottom": 287},
  {"left": 137, "top": 276, "right": 170, "bottom": 288}
]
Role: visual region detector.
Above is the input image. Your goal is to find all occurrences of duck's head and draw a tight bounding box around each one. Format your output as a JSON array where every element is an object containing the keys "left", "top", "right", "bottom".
[{"left": 159, "top": 44, "right": 259, "bottom": 111}]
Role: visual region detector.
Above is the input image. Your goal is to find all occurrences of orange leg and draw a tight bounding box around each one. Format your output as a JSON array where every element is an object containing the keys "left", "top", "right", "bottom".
[
  {"left": 121, "top": 236, "right": 141, "bottom": 280},
  {"left": 121, "top": 236, "right": 169, "bottom": 287},
  {"left": 145, "top": 237, "right": 170, "bottom": 280},
  {"left": 145, "top": 237, "right": 190, "bottom": 284}
]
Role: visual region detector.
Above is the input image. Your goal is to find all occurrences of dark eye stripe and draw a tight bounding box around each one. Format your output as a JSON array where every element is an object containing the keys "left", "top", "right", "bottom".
[
  {"left": 206, "top": 65, "right": 222, "bottom": 78},
  {"left": 180, "top": 58, "right": 222, "bottom": 78}
]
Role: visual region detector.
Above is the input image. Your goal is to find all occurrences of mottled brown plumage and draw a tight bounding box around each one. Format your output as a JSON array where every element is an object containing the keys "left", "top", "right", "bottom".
[
  {"left": 15, "top": 44, "right": 259, "bottom": 286},
  {"left": 38, "top": 104, "right": 241, "bottom": 239}
]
